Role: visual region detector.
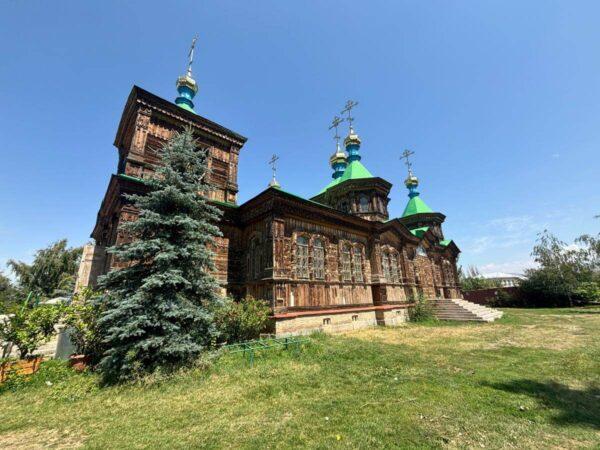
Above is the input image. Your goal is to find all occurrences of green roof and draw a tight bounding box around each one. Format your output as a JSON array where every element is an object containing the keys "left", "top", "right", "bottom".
[
  {"left": 317, "top": 160, "right": 374, "bottom": 194},
  {"left": 440, "top": 239, "right": 452, "bottom": 247},
  {"left": 401, "top": 195, "right": 433, "bottom": 217},
  {"left": 210, "top": 199, "right": 239, "bottom": 208},
  {"left": 410, "top": 226, "right": 429, "bottom": 238},
  {"left": 176, "top": 103, "right": 196, "bottom": 114}
]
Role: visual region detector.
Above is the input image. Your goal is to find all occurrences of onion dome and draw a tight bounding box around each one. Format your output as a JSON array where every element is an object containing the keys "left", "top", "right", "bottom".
[
  {"left": 329, "top": 143, "right": 348, "bottom": 179},
  {"left": 404, "top": 170, "right": 419, "bottom": 198},
  {"left": 401, "top": 170, "right": 433, "bottom": 217},
  {"left": 268, "top": 176, "right": 281, "bottom": 189},
  {"left": 344, "top": 127, "right": 362, "bottom": 163},
  {"left": 175, "top": 74, "right": 198, "bottom": 113},
  {"left": 175, "top": 38, "right": 199, "bottom": 113}
]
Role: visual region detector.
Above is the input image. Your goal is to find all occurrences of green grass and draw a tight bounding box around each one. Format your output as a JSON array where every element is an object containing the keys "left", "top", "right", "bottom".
[{"left": 1, "top": 307, "right": 599, "bottom": 449}]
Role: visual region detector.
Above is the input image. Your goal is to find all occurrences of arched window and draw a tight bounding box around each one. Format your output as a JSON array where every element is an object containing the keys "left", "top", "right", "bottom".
[
  {"left": 313, "top": 239, "right": 325, "bottom": 280},
  {"left": 341, "top": 244, "right": 352, "bottom": 282},
  {"left": 381, "top": 252, "right": 391, "bottom": 280},
  {"left": 296, "top": 236, "right": 309, "bottom": 279},
  {"left": 359, "top": 194, "right": 370, "bottom": 212},
  {"left": 352, "top": 247, "right": 364, "bottom": 282},
  {"left": 390, "top": 253, "right": 399, "bottom": 283},
  {"left": 416, "top": 245, "right": 427, "bottom": 257}
]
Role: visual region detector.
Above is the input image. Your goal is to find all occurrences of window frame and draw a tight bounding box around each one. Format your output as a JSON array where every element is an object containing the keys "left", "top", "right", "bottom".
[
  {"left": 340, "top": 244, "right": 352, "bottom": 282},
  {"left": 296, "top": 236, "right": 309, "bottom": 279},
  {"left": 352, "top": 246, "right": 364, "bottom": 283},
  {"left": 313, "top": 238, "right": 325, "bottom": 280}
]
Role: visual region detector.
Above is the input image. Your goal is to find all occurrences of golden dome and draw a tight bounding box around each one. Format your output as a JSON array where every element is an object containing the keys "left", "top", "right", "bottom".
[
  {"left": 404, "top": 171, "right": 419, "bottom": 188},
  {"left": 343, "top": 128, "right": 361, "bottom": 147},
  {"left": 329, "top": 145, "right": 348, "bottom": 166},
  {"left": 176, "top": 74, "right": 198, "bottom": 94}
]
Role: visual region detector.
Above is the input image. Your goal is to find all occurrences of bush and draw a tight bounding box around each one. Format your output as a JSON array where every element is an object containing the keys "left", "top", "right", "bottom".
[
  {"left": 409, "top": 292, "right": 435, "bottom": 322},
  {"left": 63, "top": 288, "right": 105, "bottom": 364},
  {"left": 0, "top": 296, "right": 64, "bottom": 359},
  {"left": 487, "top": 289, "right": 523, "bottom": 308},
  {"left": 213, "top": 297, "right": 271, "bottom": 343}
]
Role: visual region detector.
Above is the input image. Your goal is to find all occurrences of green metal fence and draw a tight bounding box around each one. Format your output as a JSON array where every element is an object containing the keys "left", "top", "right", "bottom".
[{"left": 220, "top": 336, "right": 310, "bottom": 367}]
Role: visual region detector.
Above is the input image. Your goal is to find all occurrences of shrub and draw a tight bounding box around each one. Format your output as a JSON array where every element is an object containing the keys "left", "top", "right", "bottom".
[
  {"left": 63, "top": 288, "right": 105, "bottom": 364},
  {"left": 213, "top": 297, "right": 271, "bottom": 343},
  {"left": 0, "top": 296, "right": 64, "bottom": 359},
  {"left": 488, "top": 289, "right": 523, "bottom": 308},
  {"left": 408, "top": 292, "right": 435, "bottom": 322}
]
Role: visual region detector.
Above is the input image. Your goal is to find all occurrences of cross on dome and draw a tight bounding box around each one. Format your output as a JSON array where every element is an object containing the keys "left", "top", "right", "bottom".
[
  {"left": 341, "top": 100, "right": 359, "bottom": 133},
  {"left": 268, "top": 154, "right": 281, "bottom": 188}
]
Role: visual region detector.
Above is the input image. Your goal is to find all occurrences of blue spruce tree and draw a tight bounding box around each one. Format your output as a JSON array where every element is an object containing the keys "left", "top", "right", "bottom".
[{"left": 98, "top": 128, "right": 223, "bottom": 382}]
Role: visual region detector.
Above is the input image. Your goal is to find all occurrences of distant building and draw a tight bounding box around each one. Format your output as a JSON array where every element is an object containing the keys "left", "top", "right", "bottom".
[{"left": 481, "top": 272, "right": 525, "bottom": 288}]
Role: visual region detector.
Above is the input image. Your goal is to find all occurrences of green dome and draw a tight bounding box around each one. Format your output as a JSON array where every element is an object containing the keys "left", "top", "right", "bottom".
[{"left": 401, "top": 195, "right": 433, "bottom": 217}]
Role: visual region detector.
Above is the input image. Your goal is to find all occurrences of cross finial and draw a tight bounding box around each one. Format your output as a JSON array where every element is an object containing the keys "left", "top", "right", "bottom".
[
  {"left": 341, "top": 100, "right": 359, "bottom": 132},
  {"left": 400, "top": 149, "right": 415, "bottom": 175},
  {"left": 329, "top": 115, "right": 344, "bottom": 149},
  {"left": 187, "top": 37, "right": 198, "bottom": 77},
  {"left": 268, "top": 154, "right": 280, "bottom": 187}
]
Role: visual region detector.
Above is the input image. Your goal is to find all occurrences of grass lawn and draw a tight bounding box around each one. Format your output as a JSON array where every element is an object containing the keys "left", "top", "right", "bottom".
[{"left": 1, "top": 307, "right": 599, "bottom": 449}]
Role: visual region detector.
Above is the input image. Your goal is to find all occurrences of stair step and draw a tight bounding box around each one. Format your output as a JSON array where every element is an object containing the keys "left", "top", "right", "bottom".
[{"left": 431, "top": 298, "right": 503, "bottom": 322}]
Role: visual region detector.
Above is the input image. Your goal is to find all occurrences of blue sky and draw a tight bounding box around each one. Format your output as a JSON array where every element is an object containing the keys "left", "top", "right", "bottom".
[{"left": 1, "top": 1, "right": 598, "bottom": 276}]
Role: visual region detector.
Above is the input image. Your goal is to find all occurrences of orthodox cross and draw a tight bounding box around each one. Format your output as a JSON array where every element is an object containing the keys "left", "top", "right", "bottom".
[
  {"left": 340, "top": 100, "right": 359, "bottom": 131},
  {"left": 268, "top": 154, "right": 279, "bottom": 181},
  {"left": 328, "top": 115, "right": 344, "bottom": 148},
  {"left": 187, "top": 36, "right": 198, "bottom": 77},
  {"left": 400, "top": 149, "right": 415, "bottom": 175}
]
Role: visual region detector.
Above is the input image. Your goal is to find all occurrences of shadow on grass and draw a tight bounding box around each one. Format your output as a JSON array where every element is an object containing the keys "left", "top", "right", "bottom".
[{"left": 485, "top": 379, "right": 600, "bottom": 429}]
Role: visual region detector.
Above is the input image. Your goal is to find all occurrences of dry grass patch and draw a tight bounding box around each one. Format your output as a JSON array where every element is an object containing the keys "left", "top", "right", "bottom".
[{"left": 0, "top": 428, "right": 85, "bottom": 449}]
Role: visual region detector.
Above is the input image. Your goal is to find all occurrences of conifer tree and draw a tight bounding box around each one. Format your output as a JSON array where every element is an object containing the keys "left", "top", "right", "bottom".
[{"left": 97, "top": 128, "right": 222, "bottom": 382}]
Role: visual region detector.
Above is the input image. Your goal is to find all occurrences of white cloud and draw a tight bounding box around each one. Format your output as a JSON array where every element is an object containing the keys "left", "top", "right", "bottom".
[
  {"left": 479, "top": 259, "right": 537, "bottom": 276},
  {"left": 488, "top": 215, "right": 537, "bottom": 233},
  {"left": 467, "top": 236, "right": 493, "bottom": 254}
]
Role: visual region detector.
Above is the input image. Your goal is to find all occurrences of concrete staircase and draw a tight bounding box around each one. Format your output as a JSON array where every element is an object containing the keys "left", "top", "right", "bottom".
[{"left": 432, "top": 298, "right": 503, "bottom": 322}]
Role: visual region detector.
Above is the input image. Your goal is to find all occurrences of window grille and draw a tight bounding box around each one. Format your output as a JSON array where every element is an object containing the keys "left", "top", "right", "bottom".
[
  {"left": 381, "top": 252, "right": 391, "bottom": 280},
  {"left": 313, "top": 239, "right": 325, "bottom": 280},
  {"left": 352, "top": 247, "right": 364, "bottom": 282},
  {"left": 296, "top": 236, "right": 309, "bottom": 279},
  {"left": 341, "top": 244, "right": 352, "bottom": 282},
  {"left": 390, "top": 253, "right": 399, "bottom": 283}
]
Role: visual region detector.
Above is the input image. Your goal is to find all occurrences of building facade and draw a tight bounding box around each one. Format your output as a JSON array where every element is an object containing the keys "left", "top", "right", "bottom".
[{"left": 77, "top": 65, "right": 462, "bottom": 336}]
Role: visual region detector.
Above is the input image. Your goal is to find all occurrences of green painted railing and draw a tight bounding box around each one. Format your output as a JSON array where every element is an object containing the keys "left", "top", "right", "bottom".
[{"left": 220, "top": 336, "right": 310, "bottom": 367}]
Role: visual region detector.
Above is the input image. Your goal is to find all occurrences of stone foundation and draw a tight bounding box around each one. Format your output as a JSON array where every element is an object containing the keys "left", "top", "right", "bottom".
[
  {"left": 74, "top": 243, "right": 106, "bottom": 292},
  {"left": 274, "top": 305, "right": 410, "bottom": 337}
]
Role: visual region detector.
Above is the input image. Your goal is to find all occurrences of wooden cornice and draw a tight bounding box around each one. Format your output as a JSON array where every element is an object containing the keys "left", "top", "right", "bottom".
[
  {"left": 114, "top": 86, "right": 248, "bottom": 150},
  {"left": 398, "top": 212, "right": 446, "bottom": 228},
  {"left": 238, "top": 187, "right": 375, "bottom": 231},
  {"left": 376, "top": 218, "right": 420, "bottom": 244},
  {"left": 311, "top": 176, "right": 392, "bottom": 203}
]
